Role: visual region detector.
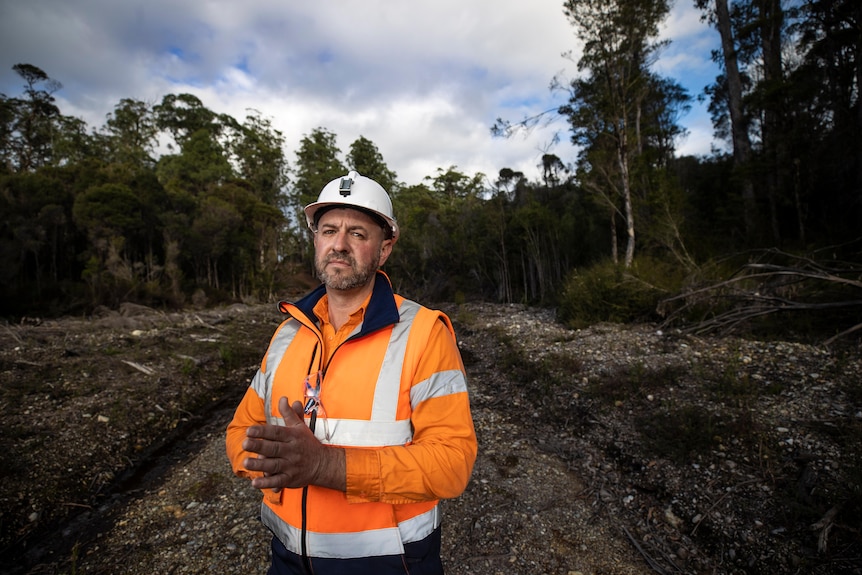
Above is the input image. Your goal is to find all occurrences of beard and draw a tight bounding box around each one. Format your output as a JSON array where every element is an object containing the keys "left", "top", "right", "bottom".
[{"left": 315, "top": 249, "right": 380, "bottom": 291}]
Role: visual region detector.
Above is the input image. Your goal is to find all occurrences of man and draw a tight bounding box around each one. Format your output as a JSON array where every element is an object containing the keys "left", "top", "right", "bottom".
[{"left": 226, "top": 170, "right": 477, "bottom": 574}]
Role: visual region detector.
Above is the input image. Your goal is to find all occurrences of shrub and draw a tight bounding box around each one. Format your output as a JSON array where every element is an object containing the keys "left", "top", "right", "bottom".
[{"left": 558, "top": 256, "right": 685, "bottom": 328}]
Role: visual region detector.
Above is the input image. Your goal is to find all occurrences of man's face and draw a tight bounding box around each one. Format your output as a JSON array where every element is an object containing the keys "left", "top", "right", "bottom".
[{"left": 313, "top": 208, "right": 392, "bottom": 292}]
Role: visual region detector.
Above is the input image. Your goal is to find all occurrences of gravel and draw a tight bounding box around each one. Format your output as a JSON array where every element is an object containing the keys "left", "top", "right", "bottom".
[{"left": 1, "top": 302, "right": 860, "bottom": 574}]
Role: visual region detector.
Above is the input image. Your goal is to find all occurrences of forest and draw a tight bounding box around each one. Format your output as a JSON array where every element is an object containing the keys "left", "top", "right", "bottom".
[{"left": 1, "top": 0, "right": 860, "bottom": 340}]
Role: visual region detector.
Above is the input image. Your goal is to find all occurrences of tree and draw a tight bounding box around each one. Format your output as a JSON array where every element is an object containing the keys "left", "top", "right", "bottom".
[
  {"left": 52, "top": 115, "right": 98, "bottom": 167},
  {"left": 102, "top": 98, "right": 159, "bottom": 169},
  {"left": 346, "top": 135, "right": 398, "bottom": 194},
  {"left": 1, "top": 64, "right": 62, "bottom": 172},
  {"left": 290, "top": 127, "right": 346, "bottom": 214},
  {"left": 787, "top": 0, "right": 862, "bottom": 239},
  {"left": 560, "top": 0, "right": 680, "bottom": 268},
  {"left": 73, "top": 182, "right": 148, "bottom": 302},
  {"left": 231, "top": 110, "right": 289, "bottom": 207},
  {"left": 153, "top": 93, "right": 221, "bottom": 150},
  {"left": 697, "top": 0, "right": 758, "bottom": 239},
  {"left": 424, "top": 166, "right": 485, "bottom": 202}
]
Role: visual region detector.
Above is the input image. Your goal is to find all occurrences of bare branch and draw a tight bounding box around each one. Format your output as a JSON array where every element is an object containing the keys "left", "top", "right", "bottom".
[{"left": 657, "top": 247, "right": 862, "bottom": 344}]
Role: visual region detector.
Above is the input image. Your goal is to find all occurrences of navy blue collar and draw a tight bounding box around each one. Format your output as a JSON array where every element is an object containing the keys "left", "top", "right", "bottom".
[{"left": 288, "top": 271, "right": 400, "bottom": 336}]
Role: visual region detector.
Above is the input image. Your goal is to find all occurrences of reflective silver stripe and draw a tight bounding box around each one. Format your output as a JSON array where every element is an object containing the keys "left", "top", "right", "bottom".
[
  {"left": 410, "top": 369, "right": 468, "bottom": 408},
  {"left": 371, "top": 300, "right": 420, "bottom": 421},
  {"left": 309, "top": 418, "right": 413, "bottom": 446},
  {"left": 268, "top": 320, "right": 300, "bottom": 374},
  {"left": 398, "top": 505, "right": 442, "bottom": 544},
  {"left": 261, "top": 501, "right": 440, "bottom": 559},
  {"left": 262, "top": 320, "right": 301, "bottom": 425},
  {"left": 267, "top": 417, "right": 412, "bottom": 446},
  {"left": 249, "top": 368, "right": 267, "bottom": 398}
]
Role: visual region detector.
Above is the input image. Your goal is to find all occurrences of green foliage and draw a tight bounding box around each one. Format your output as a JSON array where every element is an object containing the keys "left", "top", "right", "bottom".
[
  {"left": 347, "top": 135, "right": 398, "bottom": 194},
  {"left": 291, "top": 127, "right": 346, "bottom": 209},
  {"left": 558, "top": 255, "right": 685, "bottom": 328},
  {"left": 233, "top": 110, "right": 289, "bottom": 207},
  {"left": 2, "top": 27, "right": 861, "bottom": 321},
  {"left": 218, "top": 336, "right": 261, "bottom": 372},
  {"left": 73, "top": 183, "right": 145, "bottom": 240}
]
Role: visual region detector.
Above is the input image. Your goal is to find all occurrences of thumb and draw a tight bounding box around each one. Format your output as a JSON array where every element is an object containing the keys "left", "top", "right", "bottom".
[{"left": 277, "top": 396, "right": 305, "bottom": 425}]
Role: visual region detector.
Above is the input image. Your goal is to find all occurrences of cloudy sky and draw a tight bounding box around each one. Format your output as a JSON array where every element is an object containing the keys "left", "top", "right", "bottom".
[{"left": 0, "top": 0, "right": 722, "bottom": 186}]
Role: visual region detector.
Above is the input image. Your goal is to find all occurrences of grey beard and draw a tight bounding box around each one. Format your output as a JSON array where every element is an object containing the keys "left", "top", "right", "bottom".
[{"left": 316, "top": 250, "right": 380, "bottom": 291}]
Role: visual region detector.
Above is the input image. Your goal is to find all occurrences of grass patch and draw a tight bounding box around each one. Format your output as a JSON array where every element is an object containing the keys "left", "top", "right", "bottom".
[
  {"left": 636, "top": 403, "right": 764, "bottom": 465},
  {"left": 187, "top": 472, "right": 228, "bottom": 502},
  {"left": 217, "top": 335, "right": 261, "bottom": 372}
]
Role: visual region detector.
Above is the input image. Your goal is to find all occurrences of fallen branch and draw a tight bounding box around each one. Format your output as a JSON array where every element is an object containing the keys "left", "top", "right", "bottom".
[
  {"left": 811, "top": 505, "right": 841, "bottom": 554},
  {"left": 121, "top": 360, "right": 155, "bottom": 376},
  {"left": 194, "top": 315, "right": 224, "bottom": 331},
  {"left": 2, "top": 323, "right": 24, "bottom": 344},
  {"left": 658, "top": 247, "right": 862, "bottom": 344},
  {"left": 622, "top": 526, "right": 668, "bottom": 574},
  {"left": 691, "top": 479, "right": 760, "bottom": 536}
]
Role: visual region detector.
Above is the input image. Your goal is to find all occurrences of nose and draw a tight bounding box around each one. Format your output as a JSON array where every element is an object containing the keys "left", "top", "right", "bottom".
[{"left": 331, "top": 229, "right": 350, "bottom": 252}]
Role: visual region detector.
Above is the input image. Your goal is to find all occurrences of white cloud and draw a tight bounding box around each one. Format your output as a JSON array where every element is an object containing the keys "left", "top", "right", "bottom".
[{"left": 1, "top": 0, "right": 719, "bottom": 186}]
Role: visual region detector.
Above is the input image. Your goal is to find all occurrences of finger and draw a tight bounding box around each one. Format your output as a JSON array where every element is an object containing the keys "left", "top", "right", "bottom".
[
  {"left": 243, "top": 437, "right": 274, "bottom": 457},
  {"left": 244, "top": 454, "right": 277, "bottom": 473},
  {"left": 291, "top": 400, "right": 305, "bottom": 419},
  {"left": 251, "top": 474, "right": 285, "bottom": 491},
  {"left": 245, "top": 423, "right": 287, "bottom": 440}
]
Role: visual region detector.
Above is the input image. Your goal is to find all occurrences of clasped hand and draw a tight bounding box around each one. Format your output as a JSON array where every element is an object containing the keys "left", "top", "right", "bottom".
[{"left": 242, "top": 396, "right": 331, "bottom": 491}]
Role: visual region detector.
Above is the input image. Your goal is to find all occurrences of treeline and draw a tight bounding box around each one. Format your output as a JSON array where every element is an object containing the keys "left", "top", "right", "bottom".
[
  {"left": 0, "top": 64, "right": 595, "bottom": 316},
  {"left": 1, "top": 0, "right": 859, "bottom": 321}
]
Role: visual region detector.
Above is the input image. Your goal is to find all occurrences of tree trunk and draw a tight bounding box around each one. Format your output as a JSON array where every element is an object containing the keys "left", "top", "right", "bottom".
[
  {"left": 758, "top": 0, "right": 785, "bottom": 243},
  {"left": 616, "top": 132, "right": 636, "bottom": 268},
  {"left": 715, "top": 0, "right": 757, "bottom": 239},
  {"left": 855, "top": 0, "right": 862, "bottom": 220}
]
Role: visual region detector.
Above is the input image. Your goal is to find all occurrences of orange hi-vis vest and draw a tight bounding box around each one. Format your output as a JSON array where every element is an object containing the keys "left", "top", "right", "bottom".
[{"left": 226, "top": 273, "right": 476, "bottom": 560}]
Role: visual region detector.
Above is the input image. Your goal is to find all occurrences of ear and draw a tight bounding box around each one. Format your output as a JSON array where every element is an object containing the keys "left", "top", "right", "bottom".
[{"left": 377, "top": 238, "right": 393, "bottom": 267}]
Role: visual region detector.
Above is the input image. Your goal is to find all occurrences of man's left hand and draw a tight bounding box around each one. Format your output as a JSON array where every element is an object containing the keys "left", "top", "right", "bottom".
[{"left": 242, "top": 396, "right": 346, "bottom": 492}]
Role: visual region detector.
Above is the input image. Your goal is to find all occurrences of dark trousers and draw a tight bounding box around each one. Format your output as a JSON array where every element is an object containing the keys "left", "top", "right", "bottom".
[{"left": 267, "top": 526, "right": 444, "bottom": 575}]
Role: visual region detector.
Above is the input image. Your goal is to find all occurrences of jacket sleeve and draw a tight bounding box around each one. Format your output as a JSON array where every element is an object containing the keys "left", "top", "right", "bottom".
[
  {"left": 225, "top": 371, "right": 267, "bottom": 481},
  {"left": 344, "top": 318, "right": 477, "bottom": 504}
]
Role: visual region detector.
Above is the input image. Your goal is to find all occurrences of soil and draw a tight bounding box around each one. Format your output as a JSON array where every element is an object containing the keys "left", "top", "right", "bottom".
[{"left": 0, "top": 301, "right": 860, "bottom": 574}]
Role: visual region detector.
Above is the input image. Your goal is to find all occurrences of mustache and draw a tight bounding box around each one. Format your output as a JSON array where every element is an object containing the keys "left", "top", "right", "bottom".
[{"left": 324, "top": 252, "right": 355, "bottom": 266}]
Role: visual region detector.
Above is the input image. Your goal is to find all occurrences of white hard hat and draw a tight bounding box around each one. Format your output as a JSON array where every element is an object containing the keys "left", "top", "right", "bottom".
[{"left": 304, "top": 170, "right": 399, "bottom": 241}]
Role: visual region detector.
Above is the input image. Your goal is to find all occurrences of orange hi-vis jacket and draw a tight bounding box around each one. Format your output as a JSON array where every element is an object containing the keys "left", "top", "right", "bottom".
[{"left": 226, "top": 272, "right": 477, "bottom": 560}]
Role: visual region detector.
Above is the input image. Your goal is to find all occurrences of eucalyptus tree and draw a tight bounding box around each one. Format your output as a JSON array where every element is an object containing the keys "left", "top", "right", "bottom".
[
  {"left": 560, "top": 0, "right": 681, "bottom": 268},
  {"left": 387, "top": 167, "right": 490, "bottom": 300},
  {"left": 102, "top": 98, "right": 159, "bottom": 170},
  {"left": 228, "top": 110, "right": 289, "bottom": 288},
  {"left": 696, "top": 0, "right": 757, "bottom": 239},
  {"left": 1, "top": 64, "right": 62, "bottom": 172},
  {"left": 787, "top": 0, "right": 861, "bottom": 240},
  {"left": 695, "top": 0, "right": 831, "bottom": 244},
  {"left": 346, "top": 135, "right": 398, "bottom": 194},
  {"left": 153, "top": 93, "right": 228, "bottom": 151},
  {"left": 289, "top": 127, "right": 346, "bottom": 266},
  {"left": 72, "top": 182, "right": 148, "bottom": 302},
  {"left": 232, "top": 110, "right": 289, "bottom": 207},
  {"left": 291, "top": 127, "right": 346, "bottom": 210}
]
